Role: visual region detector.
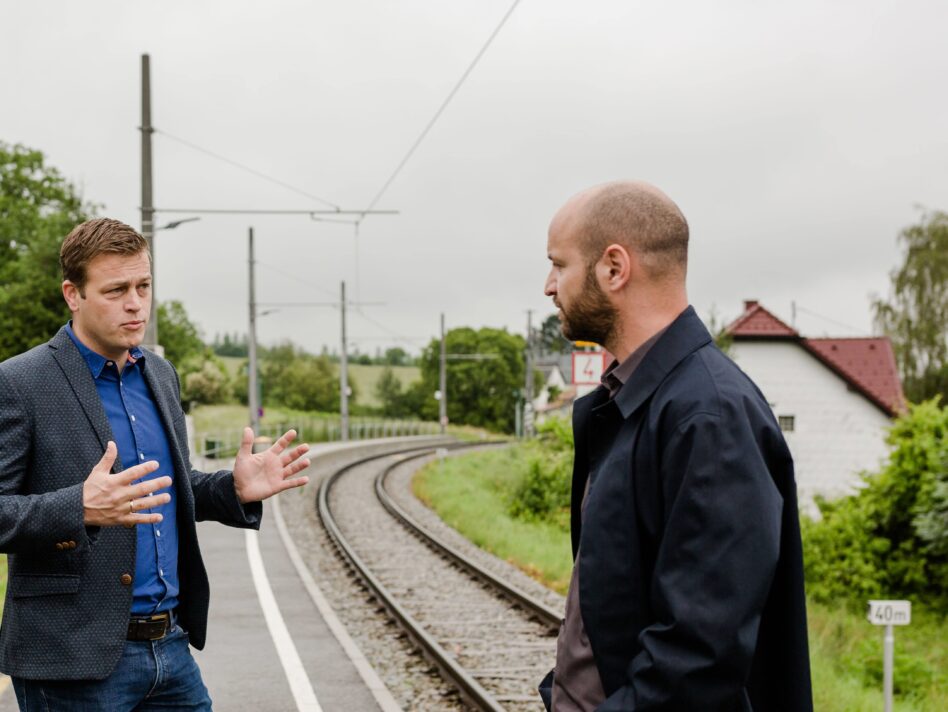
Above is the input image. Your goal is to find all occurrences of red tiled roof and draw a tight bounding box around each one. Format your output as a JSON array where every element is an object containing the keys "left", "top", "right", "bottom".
[
  {"left": 725, "top": 300, "right": 799, "bottom": 338},
  {"left": 725, "top": 300, "right": 906, "bottom": 417},
  {"left": 803, "top": 338, "right": 906, "bottom": 416}
]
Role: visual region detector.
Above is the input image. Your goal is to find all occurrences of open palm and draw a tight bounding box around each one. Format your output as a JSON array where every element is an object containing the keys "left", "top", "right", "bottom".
[{"left": 232, "top": 428, "right": 310, "bottom": 504}]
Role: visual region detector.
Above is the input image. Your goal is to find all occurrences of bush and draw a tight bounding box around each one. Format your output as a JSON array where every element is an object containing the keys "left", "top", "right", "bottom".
[
  {"left": 803, "top": 399, "right": 948, "bottom": 611},
  {"left": 508, "top": 416, "right": 573, "bottom": 529}
]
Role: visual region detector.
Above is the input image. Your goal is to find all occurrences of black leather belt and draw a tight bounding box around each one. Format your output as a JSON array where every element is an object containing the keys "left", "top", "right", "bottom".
[{"left": 127, "top": 611, "right": 174, "bottom": 641}]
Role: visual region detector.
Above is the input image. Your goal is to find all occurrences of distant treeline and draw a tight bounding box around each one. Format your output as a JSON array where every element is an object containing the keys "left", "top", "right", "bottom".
[{"left": 210, "top": 332, "right": 416, "bottom": 366}]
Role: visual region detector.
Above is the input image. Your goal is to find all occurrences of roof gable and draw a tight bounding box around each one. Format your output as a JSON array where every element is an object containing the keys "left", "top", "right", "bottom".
[
  {"left": 726, "top": 300, "right": 799, "bottom": 338},
  {"left": 803, "top": 338, "right": 906, "bottom": 416},
  {"left": 726, "top": 300, "right": 906, "bottom": 417}
]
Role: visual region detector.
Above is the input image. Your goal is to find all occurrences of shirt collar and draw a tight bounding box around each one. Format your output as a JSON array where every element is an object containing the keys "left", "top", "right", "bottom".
[
  {"left": 64, "top": 322, "right": 145, "bottom": 378},
  {"left": 600, "top": 325, "right": 669, "bottom": 398}
]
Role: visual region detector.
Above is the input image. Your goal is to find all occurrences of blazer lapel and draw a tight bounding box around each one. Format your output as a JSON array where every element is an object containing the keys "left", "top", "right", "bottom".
[
  {"left": 140, "top": 356, "right": 189, "bottom": 480},
  {"left": 49, "top": 327, "right": 115, "bottom": 459}
]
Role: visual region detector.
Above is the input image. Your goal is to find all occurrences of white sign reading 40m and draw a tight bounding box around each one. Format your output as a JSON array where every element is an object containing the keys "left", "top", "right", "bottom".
[{"left": 867, "top": 600, "right": 911, "bottom": 626}]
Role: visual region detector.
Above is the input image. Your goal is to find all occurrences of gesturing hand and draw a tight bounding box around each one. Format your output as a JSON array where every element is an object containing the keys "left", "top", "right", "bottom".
[
  {"left": 233, "top": 428, "right": 310, "bottom": 504},
  {"left": 83, "top": 441, "right": 171, "bottom": 526}
]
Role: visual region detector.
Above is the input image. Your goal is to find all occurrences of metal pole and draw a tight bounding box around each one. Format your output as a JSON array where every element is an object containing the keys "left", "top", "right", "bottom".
[
  {"left": 883, "top": 624, "right": 894, "bottom": 712},
  {"left": 247, "top": 228, "right": 260, "bottom": 436},
  {"left": 439, "top": 313, "right": 447, "bottom": 434},
  {"left": 340, "top": 281, "right": 349, "bottom": 442},
  {"left": 140, "top": 54, "right": 158, "bottom": 349},
  {"left": 524, "top": 309, "right": 534, "bottom": 438}
]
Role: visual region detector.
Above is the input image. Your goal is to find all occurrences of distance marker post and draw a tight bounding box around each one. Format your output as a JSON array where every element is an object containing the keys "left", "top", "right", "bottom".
[{"left": 867, "top": 599, "right": 911, "bottom": 712}]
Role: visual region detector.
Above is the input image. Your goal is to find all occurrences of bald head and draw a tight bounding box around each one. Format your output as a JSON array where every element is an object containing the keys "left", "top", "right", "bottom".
[{"left": 555, "top": 180, "right": 689, "bottom": 281}]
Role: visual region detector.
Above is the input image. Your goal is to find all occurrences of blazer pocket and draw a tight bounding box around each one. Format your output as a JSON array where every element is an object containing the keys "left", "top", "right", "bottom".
[{"left": 10, "top": 574, "right": 80, "bottom": 598}]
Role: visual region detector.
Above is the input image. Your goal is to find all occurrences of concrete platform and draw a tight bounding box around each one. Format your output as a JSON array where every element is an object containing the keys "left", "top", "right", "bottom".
[{"left": 0, "top": 437, "right": 453, "bottom": 711}]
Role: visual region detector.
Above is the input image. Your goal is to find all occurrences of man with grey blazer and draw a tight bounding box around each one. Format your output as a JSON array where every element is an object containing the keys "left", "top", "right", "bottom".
[{"left": 0, "top": 218, "right": 311, "bottom": 710}]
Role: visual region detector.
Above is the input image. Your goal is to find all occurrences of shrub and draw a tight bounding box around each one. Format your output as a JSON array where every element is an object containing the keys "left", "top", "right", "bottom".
[
  {"left": 803, "top": 399, "right": 948, "bottom": 611},
  {"left": 508, "top": 416, "right": 573, "bottom": 529}
]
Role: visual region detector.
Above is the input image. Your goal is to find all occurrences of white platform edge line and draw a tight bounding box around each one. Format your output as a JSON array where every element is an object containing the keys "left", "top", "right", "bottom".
[
  {"left": 246, "top": 529, "right": 323, "bottom": 712},
  {"left": 272, "top": 493, "right": 403, "bottom": 712}
]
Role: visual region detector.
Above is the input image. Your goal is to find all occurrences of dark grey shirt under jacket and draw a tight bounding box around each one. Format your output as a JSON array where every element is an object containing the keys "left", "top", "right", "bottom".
[{"left": 552, "top": 328, "right": 666, "bottom": 712}]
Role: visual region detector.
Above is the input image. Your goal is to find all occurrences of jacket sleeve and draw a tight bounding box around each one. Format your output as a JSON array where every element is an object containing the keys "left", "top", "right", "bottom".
[
  {"left": 189, "top": 468, "right": 261, "bottom": 529},
  {"left": 0, "top": 369, "right": 89, "bottom": 554},
  {"left": 166, "top": 362, "right": 261, "bottom": 529},
  {"left": 599, "top": 408, "right": 783, "bottom": 710}
]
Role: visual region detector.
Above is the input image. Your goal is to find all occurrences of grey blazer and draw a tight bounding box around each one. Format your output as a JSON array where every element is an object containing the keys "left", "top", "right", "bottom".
[{"left": 0, "top": 327, "right": 262, "bottom": 680}]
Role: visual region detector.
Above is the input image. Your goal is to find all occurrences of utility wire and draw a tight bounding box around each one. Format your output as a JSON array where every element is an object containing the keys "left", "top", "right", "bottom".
[
  {"left": 352, "top": 308, "right": 426, "bottom": 346},
  {"left": 359, "top": 0, "right": 523, "bottom": 220},
  {"left": 155, "top": 130, "right": 341, "bottom": 210},
  {"left": 255, "top": 261, "right": 339, "bottom": 299},
  {"left": 795, "top": 305, "right": 868, "bottom": 336}
]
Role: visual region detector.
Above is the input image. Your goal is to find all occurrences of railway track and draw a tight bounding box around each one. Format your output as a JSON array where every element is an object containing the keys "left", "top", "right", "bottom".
[{"left": 318, "top": 444, "right": 560, "bottom": 711}]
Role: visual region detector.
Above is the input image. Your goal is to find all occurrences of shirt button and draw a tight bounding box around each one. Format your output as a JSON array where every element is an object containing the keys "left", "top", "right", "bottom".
[
  {"left": 159, "top": 569, "right": 164, "bottom": 576},
  {"left": 106, "top": 361, "right": 113, "bottom": 367},
  {"left": 120, "top": 573, "right": 133, "bottom": 586},
  {"left": 131, "top": 415, "right": 136, "bottom": 422},
  {"left": 140, "top": 453, "right": 145, "bottom": 460},
  {"left": 156, "top": 530, "right": 161, "bottom": 537}
]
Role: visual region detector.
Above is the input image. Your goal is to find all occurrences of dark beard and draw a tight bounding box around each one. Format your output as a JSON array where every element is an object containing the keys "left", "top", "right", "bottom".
[{"left": 558, "top": 267, "right": 617, "bottom": 346}]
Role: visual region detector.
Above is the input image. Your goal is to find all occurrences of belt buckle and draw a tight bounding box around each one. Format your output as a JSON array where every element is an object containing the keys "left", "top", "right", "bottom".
[{"left": 145, "top": 611, "right": 170, "bottom": 640}]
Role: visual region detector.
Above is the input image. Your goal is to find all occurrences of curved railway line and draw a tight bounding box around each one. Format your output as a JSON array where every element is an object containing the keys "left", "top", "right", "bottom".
[{"left": 317, "top": 443, "right": 560, "bottom": 711}]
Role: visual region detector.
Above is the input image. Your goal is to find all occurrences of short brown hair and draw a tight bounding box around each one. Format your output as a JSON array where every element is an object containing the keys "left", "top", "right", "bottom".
[
  {"left": 60, "top": 218, "right": 149, "bottom": 292},
  {"left": 581, "top": 183, "right": 689, "bottom": 279}
]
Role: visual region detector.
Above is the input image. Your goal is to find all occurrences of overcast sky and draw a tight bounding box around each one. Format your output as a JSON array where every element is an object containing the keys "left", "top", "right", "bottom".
[{"left": 2, "top": 1, "right": 946, "bottom": 355}]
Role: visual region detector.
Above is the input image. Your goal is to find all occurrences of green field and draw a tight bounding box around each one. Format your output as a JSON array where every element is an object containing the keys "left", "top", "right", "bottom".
[
  {"left": 415, "top": 448, "right": 948, "bottom": 711},
  {"left": 218, "top": 356, "right": 419, "bottom": 409}
]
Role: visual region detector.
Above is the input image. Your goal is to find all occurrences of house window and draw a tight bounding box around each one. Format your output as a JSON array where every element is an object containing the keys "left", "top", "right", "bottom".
[{"left": 778, "top": 415, "right": 795, "bottom": 432}]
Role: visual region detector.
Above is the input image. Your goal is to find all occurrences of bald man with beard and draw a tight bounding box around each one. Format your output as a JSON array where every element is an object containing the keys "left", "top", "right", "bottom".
[{"left": 538, "top": 182, "right": 812, "bottom": 711}]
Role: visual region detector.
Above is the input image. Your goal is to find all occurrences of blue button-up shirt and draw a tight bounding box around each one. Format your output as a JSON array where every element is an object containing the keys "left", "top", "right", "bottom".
[{"left": 66, "top": 323, "right": 179, "bottom": 615}]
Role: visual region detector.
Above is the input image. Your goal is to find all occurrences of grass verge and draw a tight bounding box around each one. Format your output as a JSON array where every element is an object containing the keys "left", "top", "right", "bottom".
[
  {"left": 413, "top": 446, "right": 571, "bottom": 594},
  {"left": 414, "top": 447, "right": 948, "bottom": 710}
]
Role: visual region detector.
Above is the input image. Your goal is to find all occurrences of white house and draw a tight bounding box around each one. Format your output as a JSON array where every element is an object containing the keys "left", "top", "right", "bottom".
[{"left": 726, "top": 300, "right": 905, "bottom": 509}]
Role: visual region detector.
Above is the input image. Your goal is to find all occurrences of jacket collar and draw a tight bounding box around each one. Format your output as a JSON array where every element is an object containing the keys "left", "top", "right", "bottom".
[
  {"left": 48, "top": 326, "right": 115, "bottom": 456},
  {"left": 608, "top": 305, "right": 713, "bottom": 419}
]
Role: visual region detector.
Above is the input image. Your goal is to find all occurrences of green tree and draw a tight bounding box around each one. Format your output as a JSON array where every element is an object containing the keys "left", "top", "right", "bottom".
[
  {"left": 538, "top": 313, "right": 571, "bottom": 354},
  {"left": 260, "top": 342, "right": 351, "bottom": 412},
  {"left": 157, "top": 300, "right": 205, "bottom": 366},
  {"left": 416, "top": 326, "right": 526, "bottom": 433},
  {"left": 0, "top": 143, "right": 91, "bottom": 361},
  {"left": 803, "top": 399, "right": 948, "bottom": 611},
  {"left": 181, "top": 359, "right": 232, "bottom": 408},
  {"left": 382, "top": 346, "right": 412, "bottom": 366},
  {"left": 707, "top": 305, "right": 734, "bottom": 357},
  {"left": 873, "top": 210, "right": 948, "bottom": 403}
]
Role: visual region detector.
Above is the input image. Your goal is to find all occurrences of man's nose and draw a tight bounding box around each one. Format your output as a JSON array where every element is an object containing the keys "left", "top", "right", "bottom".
[{"left": 543, "top": 271, "right": 556, "bottom": 297}]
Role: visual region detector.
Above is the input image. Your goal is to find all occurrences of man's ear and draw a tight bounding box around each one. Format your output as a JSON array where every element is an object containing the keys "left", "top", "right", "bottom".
[
  {"left": 62, "top": 280, "right": 82, "bottom": 312},
  {"left": 598, "top": 243, "right": 632, "bottom": 292}
]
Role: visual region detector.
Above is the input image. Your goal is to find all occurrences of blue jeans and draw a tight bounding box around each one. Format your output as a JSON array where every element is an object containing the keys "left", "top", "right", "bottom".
[{"left": 12, "top": 626, "right": 212, "bottom": 711}]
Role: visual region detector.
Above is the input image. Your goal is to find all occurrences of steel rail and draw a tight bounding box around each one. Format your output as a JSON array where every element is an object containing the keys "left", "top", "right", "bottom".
[
  {"left": 375, "top": 449, "right": 561, "bottom": 629},
  {"left": 318, "top": 442, "right": 511, "bottom": 712}
]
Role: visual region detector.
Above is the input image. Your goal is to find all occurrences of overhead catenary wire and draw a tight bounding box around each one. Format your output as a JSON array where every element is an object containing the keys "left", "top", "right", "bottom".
[
  {"left": 358, "top": 0, "right": 523, "bottom": 221},
  {"left": 155, "top": 129, "right": 341, "bottom": 210}
]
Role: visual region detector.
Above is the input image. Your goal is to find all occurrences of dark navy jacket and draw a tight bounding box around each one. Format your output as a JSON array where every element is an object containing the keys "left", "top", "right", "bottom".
[{"left": 543, "top": 307, "right": 812, "bottom": 711}]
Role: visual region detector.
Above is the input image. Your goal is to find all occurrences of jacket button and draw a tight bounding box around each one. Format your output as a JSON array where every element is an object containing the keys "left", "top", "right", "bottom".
[
  {"left": 120, "top": 573, "right": 133, "bottom": 585},
  {"left": 68, "top": 541, "right": 77, "bottom": 549},
  {"left": 55, "top": 542, "right": 64, "bottom": 551}
]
